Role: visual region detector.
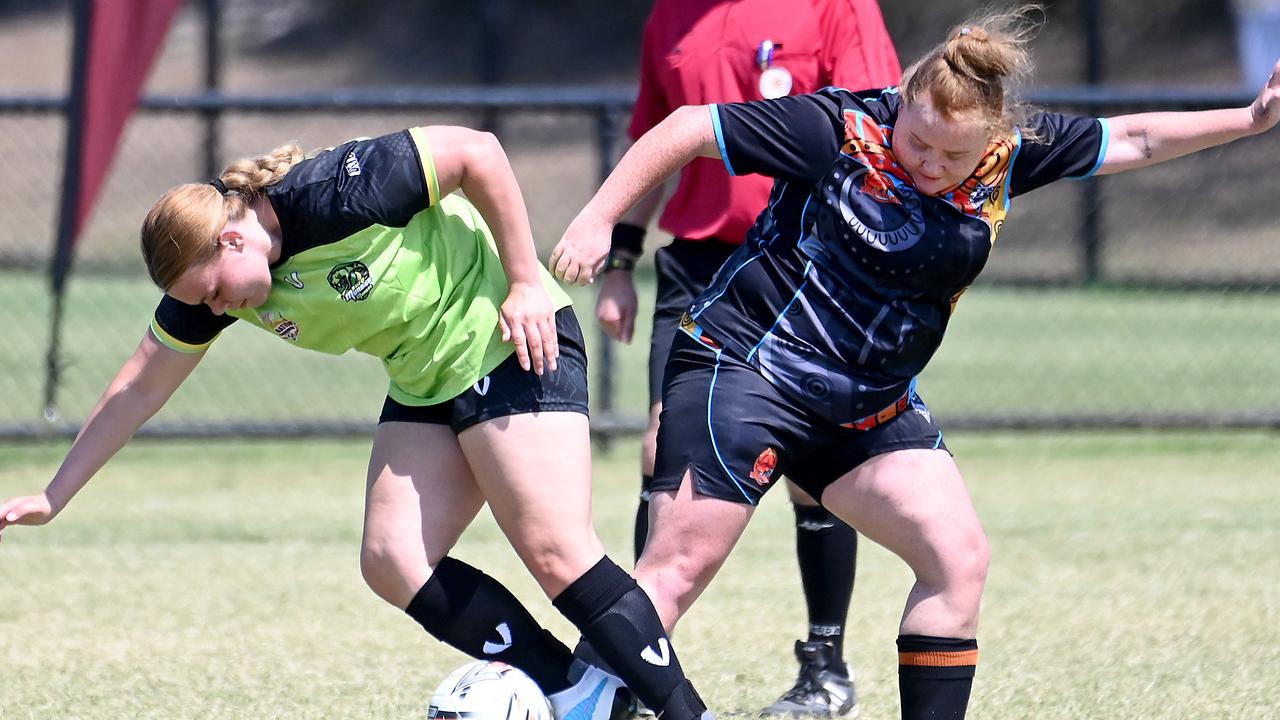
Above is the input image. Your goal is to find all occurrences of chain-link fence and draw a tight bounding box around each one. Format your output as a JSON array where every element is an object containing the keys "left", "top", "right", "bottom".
[
  {"left": 3, "top": 0, "right": 1279, "bottom": 438},
  {"left": 1, "top": 86, "right": 1277, "bottom": 439}
]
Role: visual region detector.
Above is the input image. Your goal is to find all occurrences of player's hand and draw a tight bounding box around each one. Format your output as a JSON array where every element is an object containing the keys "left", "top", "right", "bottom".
[
  {"left": 500, "top": 281, "right": 558, "bottom": 375},
  {"left": 550, "top": 211, "right": 610, "bottom": 286},
  {"left": 596, "top": 270, "right": 639, "bottom": 344},
  {"left": 0, "top": 493, "right": 56, "bottom": 544},
  {"left": 1250, "top": 59, "right": 1280, "bottom": 134}
]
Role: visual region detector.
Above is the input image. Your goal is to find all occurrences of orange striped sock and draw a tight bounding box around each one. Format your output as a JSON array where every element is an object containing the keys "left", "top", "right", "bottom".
[{"left": 897, "top": 635, "right": 978, "bottom": 720}]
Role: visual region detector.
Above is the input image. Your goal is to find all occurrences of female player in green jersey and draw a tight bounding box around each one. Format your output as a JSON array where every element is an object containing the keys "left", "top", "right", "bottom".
[{"left": 0, "top": 125, "right": 708, "bottom": 720}]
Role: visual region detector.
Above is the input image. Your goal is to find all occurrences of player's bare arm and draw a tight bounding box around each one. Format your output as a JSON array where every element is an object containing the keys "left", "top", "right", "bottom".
[
  {"left": 1099, "top": 60, "right": 1279, "bottom": 175},
  {"left": 551, "top": 105, "right": 720, "bottom": 286},
  {"left": 421, "top": 125, "right": 557, "bottom": 375},
  {"left": 0, "top": 332, "right": 202, "bottom": 539}
]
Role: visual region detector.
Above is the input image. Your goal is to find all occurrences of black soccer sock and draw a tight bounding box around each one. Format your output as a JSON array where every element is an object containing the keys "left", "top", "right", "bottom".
[
  {"left": 897, "top": 635, "right": 978, "bottom": 720},
  {"left": 553, "top": 556, "right": 706, "bottom": 720},
  {"left": 794, "top": 504, "right": 856, "bottom": 668},
  {"left": 405, "top": 556, "right": 574, "bottom": 694},
  {"left": 634, "top": 475, "right": 654, "bottom": 560}
]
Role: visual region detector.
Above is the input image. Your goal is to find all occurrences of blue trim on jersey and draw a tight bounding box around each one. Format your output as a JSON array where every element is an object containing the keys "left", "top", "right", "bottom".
[
  {"left": 745, "top": 261, "right": 814, "bottom": 362},
  {"left": 710, "top": 104, "right": 737, "bottom": 177},
  {"left": 705, "top": 347, "right": 756, "bottom": 504},
  {"left": 691, "top": 249, "right": 763, "bottom": 320},
  {"left": 798, "top": 192, "right": 814, "bottom": 234},
  {"left": 1003, "top": 128, "right": 1023, "bottom": 209},
  {"left": 1083, "top": 117, "right": 1110, "bottom": 178}
]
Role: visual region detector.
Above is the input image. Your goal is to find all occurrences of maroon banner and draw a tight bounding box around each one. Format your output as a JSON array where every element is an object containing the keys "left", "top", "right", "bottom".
[{"left": 72, "top": 0, "right": 183, "bottom": 240}]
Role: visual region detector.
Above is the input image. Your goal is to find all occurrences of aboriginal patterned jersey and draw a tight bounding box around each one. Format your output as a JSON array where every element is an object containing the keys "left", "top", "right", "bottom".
[
  {"left": 692, "top": 86, "right": 1109, "bottom": 424},
  {"left": 149, "top": 129, "right": 572, "bottom": 406}
]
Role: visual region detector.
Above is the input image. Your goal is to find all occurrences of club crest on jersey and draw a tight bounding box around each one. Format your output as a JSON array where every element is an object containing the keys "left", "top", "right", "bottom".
[
  {"left": 328, "top": 261, "right": 373, "bottom": 302},
  {"left": 749, "top": 447, "right": 778, "bottom": 486}
]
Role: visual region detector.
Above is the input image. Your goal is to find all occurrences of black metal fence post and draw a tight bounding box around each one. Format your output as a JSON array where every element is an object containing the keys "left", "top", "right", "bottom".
[
  {"left": 201, "top": 0, "right": 221, "bottom": 180},
  {"left": 594, "top": 104, "right": 621, "bottom": 445},
  {"left": 1081, "top": 0, "right": 1104, "bottom": 284},
  {"left": 42, "top": 0, "right": 92, "bottom": 428}
]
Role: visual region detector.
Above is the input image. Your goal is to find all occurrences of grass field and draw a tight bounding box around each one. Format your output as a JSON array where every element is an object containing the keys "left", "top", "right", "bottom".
[
  {"left": 2, "top": 271, "right": 1279, "bottom": 430},
  {"left": 1, "top": 432, "right": 1278, "bottom": 719}
]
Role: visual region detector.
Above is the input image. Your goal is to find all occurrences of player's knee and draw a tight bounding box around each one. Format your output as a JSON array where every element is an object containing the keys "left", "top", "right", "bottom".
[
  {"left": 637, "top": 548, "right": 706, "bottom": 607},
  {"left": 517, "top": 535, "right": 606, "bottom": 594},
  {"left": 359, "top": 539, "right": 403, "bottom": 603},
  {"left": 946, "top": 528, "right": 990, "bottom": 601}
]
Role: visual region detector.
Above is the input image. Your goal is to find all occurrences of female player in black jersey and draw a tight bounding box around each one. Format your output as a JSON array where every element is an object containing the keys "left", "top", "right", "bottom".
[
  {"left": 552, "top": 6, "right": 1280, "bottom": 718},
  {"left": 0, "top": 126, "right": 708, "bottom": 720}
]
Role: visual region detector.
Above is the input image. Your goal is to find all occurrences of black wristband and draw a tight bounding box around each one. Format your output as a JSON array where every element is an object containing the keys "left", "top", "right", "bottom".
[{"left": 610, "top": 223, "right": 646, "bottom": 259}]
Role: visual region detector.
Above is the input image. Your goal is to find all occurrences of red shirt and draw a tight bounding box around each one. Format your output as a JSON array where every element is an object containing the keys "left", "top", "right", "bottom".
[{"left": 629, "top": 0, "right": 902, "bottom": 245}]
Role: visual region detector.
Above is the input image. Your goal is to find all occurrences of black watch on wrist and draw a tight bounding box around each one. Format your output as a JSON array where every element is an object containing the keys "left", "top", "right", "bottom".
[{"left": 604, "top": 254, "right": 637, "bottom": 273}]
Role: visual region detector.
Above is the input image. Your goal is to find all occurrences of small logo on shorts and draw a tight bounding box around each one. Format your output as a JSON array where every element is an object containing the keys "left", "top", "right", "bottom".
[
  {"left": 749, "top": 447, "right": 778, "bottom": 486},
  {"left": 473, "top": 376, "right": 491, "bottom": 396}
]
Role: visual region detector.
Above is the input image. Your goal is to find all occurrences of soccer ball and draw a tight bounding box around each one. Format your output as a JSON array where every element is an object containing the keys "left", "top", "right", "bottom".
[{"left": 428, "top": 660, "right": 553, "bottom": 720}]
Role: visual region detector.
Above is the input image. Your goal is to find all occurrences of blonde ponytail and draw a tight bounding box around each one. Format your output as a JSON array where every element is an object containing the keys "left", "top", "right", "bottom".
[
  {"left": 218, "top": 143, "right": 304, "bottom": 196},
  {"left": 901, "top": 4, "right": 1042, "bottom": 136}
]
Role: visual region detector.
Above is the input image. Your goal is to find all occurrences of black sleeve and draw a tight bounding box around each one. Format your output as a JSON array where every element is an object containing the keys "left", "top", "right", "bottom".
[
  {"left": 1009, "top": 112, "right": 1107, "bottom": 197},
  {"left": 153, "top": 294, "right": 237, "bottom": 349},
  {"left": 714, "top": 92, "right": 846, "bottom": 186},
  {"left": 267, "top": 130, "right": 431, "bottom": 254}
]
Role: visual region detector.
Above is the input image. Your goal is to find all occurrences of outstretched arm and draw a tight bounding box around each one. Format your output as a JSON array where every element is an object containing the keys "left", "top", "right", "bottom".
[
  {"left": 422, "top": 125, "right": 557, "bottom": 375},
  {"left": 551, "top": 105, "right": 720, "bottom": 286},
  {"left": 1097, "top": 60, "right": 1280, "bottom": 175},
  {"left": 0, "top": 331, "right": 202, "bottom": 541}
]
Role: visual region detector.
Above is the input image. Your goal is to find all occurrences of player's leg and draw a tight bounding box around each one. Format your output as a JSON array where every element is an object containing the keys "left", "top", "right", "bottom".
[
  {"left": 632, "top": 469, "right": 755, "bottom": 629},
  {"left": 635, "top": 401, "right": 661, "bottom": 558},
  {"left": 760, "top": 479, "right": 859, "bottom": 717},
  {"left": 820, "top": 443, "right": 987, "bottom": 720},
  {"left": 361, "top": 416, "right": 576, "bottom": 695},
  {"left": 635, "top": 329, "right": 807, "bottom": 629},
  {"left": 635, "top": 240, "right": 729, "bottom": 560},
  {"left": 457, "top": 309, "right": 707, "bottom": 720}
]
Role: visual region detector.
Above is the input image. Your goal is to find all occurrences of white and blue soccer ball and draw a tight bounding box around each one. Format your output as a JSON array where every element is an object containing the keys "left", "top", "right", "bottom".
[{"left": 428, "top": 660, "right": 553, "bottom": 720}]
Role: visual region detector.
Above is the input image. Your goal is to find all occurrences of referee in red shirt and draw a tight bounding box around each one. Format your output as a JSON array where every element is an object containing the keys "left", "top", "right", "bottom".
[{"left": 596, "top": 0, "right": 900, "bottom": 716}]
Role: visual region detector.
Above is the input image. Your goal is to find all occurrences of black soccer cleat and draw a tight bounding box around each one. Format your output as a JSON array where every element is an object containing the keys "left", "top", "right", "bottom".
[{"left": 759, "top": 640, "right": 857, "bottom": 718}]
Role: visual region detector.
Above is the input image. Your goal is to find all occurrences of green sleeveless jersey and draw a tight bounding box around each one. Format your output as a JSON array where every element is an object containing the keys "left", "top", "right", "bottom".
[{"left": 151, "top": 128, "right": 571, "bottom": 406}]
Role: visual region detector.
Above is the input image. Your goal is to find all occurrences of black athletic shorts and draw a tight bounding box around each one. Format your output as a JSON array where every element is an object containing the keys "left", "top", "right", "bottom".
[
  {"left": 651, "top": 331, "right": 949, "bottom": 506},
  {"left": 648, "top": 238, "right": 739, "bottom": 406},
  {"left": 378, "top": 307, "right": 589, "bottom": 433}
]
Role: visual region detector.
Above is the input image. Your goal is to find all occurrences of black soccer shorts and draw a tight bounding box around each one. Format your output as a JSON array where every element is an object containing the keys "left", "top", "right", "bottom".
[
  {"left": 651, "top": 331, "right": 949, "bottom": 506},
  {"left": 378, "top": 307, "right": 589, "bottom": 433}
]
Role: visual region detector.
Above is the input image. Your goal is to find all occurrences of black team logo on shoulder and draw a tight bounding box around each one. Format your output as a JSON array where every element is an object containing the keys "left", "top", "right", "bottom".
[{"left": 328, "top": 261, "right": 373, "bottom": 302}]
